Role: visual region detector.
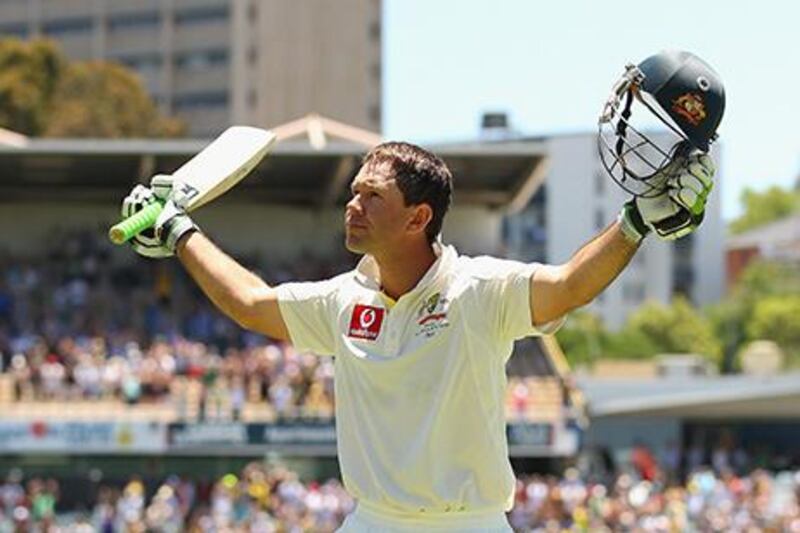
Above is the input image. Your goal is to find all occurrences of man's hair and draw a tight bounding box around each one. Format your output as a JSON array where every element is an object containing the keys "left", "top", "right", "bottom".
[{"left": 361, "top": 142, "right": 452, "bottom": 243}]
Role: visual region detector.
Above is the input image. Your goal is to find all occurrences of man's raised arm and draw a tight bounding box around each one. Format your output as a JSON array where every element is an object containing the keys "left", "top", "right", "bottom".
[
  {"left": 530, "top": 222, "right": 639, "bottom": 326},
  {"left": 176, "top": 231, "right": 290, "bottom": 341},
  {"left": 119, "top": 183, "right": 290, "bottom": 341},
  {"left": 529, "top": 152, "right": 715, "bottom": 327}
]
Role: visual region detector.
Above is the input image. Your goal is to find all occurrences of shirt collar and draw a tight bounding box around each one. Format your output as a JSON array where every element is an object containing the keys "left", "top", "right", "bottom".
[{"left": 354, "top": 241, "right": 456, "bottom": 296}]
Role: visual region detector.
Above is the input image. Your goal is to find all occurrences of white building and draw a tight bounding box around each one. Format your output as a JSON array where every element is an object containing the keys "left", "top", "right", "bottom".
[
  {"left": 0, "top": 0, "right": 382, "bottom": 136},
  {"left": 505, "top": 132, "right": 724, "bottom": 330}
]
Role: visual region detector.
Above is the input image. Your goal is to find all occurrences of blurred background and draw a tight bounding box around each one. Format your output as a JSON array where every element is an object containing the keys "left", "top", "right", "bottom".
[{"left": 0, "top": 0, "right": 798, "bottom": 531}]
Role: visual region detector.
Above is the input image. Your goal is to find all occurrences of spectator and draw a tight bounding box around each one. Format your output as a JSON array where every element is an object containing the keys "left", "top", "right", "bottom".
[
  {"left": 660, "top": 439, "right": 682, "bottom": 484},
  {"left": 631, "top": 440, "right": 659, "bottom": 482},
  {"left": 1, "top": 463, "right": 800, "bottom": 531},
  {"left": 230, "top": 376, "right": 245, "bottom": 421},
  {"left": 39, "top": 354, "right": 65, "bottom": 400}
]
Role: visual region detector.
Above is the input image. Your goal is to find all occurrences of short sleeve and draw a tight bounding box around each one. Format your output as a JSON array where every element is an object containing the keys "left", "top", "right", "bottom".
[
  {"left": 276, "top": 277, "right": 342, "bottom": 356},
  {"left": 466, "top": 257, "right": 565, "bottom": 340}
]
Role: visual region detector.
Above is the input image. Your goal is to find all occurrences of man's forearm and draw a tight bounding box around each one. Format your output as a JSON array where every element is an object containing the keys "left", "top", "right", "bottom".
[
  {"left": 563, "top": 221, "right": 640, "bottom": 307},
  {"left": 175, "top": 231, "right": 270, "bottom": 326}
]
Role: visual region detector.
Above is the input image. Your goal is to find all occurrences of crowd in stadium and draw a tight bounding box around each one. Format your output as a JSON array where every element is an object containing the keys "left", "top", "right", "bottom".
[
  {"left": 0, "top": 229, "right": 561, "bottom": 422},
  {"left": 509, "top": 467, "right": 800, "bottom": 532},
  {"left": 2, "top": 334, "right": 338, "bottom": 420},
  {"left": 0, "top": 462, "right": 354, "bottom": 532},
  {"left": 1, "top": 462, "right": 799, "bottom": 531},
  {"left": 0, "top": 228, "right": 348, "bottom": 419},
  {"left": 3, "top": 233, "right": 799, "bottom": 531}
]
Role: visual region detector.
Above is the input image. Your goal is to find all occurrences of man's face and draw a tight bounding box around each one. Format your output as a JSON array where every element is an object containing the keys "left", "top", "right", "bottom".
[{"left": 344, "top": 164, "right": 419, "bottom": 255}]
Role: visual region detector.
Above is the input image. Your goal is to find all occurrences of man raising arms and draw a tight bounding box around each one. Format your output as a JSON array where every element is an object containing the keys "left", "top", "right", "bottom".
[{"left": 122, "top": 50, "right": 721, "bottom": 533}]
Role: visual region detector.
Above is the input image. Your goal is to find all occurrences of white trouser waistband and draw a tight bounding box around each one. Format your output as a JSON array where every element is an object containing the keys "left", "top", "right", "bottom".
[{"left": 339, "top": 500, "right": 511, "bottom": 532}]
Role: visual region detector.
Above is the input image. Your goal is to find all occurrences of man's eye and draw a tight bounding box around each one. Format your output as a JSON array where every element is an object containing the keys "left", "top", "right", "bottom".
[{"left": 351, "top": 189, "right": 379, "bottom": 199}]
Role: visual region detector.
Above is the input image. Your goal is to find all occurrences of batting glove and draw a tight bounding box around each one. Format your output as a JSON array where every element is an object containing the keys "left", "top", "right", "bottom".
[
  {"left": 150, "top": 174, "right": 199, "bottom": 253},
  {"left": 121, "top": 184, "right": 173, "bottom": 258},
  {"left": 619, "top": 152, "right": 715, "bottom": 242}
]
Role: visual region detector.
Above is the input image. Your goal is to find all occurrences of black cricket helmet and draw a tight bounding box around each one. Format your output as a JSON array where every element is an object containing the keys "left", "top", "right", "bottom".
[{"left": 598, "top": 50, "right": 725, "bottom": 198}]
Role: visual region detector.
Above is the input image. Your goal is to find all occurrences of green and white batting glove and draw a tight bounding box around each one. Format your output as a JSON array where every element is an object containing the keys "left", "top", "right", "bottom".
[
  {"left": 619, "top": 152, "right": 715, "bottom": 242},
  {"left": 150, "top": 174, "right": 199, "bottom": 253},
  {"left": 121, "top": 184, "right": 173, "bottom": 258}
]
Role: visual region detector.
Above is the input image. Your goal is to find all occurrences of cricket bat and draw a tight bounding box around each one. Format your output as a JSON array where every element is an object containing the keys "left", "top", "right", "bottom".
[{"left": 108, "top": 126, "right": 277, "bottom": 245}]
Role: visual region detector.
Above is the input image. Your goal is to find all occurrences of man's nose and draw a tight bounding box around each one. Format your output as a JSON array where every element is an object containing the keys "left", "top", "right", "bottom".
[{"left": 346, "top": 195, "right": 362, "bottom": 213}]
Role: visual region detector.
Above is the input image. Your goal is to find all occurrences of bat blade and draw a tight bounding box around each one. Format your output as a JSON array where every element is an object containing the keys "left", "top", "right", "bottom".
[
  {"left": 175, "top": 126, "right": 277, "bottom": 211},
  {"left": 108, "top": 126, "right": 276, "bottom": 245}
]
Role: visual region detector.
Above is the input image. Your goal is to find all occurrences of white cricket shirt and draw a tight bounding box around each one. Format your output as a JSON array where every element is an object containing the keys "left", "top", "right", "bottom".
[{"left": 276, "top": 244, "right": 561, "bottom": 518}]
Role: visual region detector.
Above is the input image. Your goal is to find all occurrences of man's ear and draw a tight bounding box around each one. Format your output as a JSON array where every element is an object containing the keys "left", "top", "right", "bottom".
[{"left": 407, "top": 204, "right": 433, "bottom": 235}]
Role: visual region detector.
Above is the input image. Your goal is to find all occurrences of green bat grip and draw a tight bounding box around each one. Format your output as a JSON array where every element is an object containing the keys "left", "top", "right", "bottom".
[{"left": 108, "top": 201, "right": 165, "bottom": 245}]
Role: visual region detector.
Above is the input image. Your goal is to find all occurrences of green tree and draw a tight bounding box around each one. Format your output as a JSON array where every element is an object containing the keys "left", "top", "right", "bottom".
[
  {"left": 625, "top": 297, "right": 722, "bottom": 364},
  {"left": 706, "top": 299, "right": 748, "bottom": 372},
  {"left": 45, "top": 61, "right": 184, "bottom": 138},
  {"left": 735, "top": 259, "right": 800, "bottom": 299},
  {"left": 0, "top": 38, "right": 184, "bottom": 137},
  {"left": 554, "top": 311, "right": 606, "bottom": 367},
  {"left": 556, "top": 309, "right": 670, "bottom": 365},
  {"left": 747, "top": 296, "right": 800, "bottom": 360},
  {"left": 708, "top": 260, "right": 800, "bottom": 371},
  {"left": 0, "top": 38, "right": 65, "bottom": 135},
  {"left": 603, "top": 326, "right": 660, "bottom": 360},
  {"left": 729, "top": 186, "right": 800, "bottom": 234}
]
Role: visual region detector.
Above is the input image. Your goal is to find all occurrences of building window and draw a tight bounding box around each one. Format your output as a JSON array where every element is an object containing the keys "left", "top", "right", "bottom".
[
  {"left": 175, "top": 49, "right": 229, "bottom": 70},
  {"left": 111, "top": 52, "right": 162, "bottom": 70},
  {"left": 623, "top": 283, "right": 645, "bottom": 303},
  {"left": 370, "top": 62, "right": 381, "bottom": 81},
  {"left": 530, "top": 186, "right": 547, "bottom": 209},
  {"left": 43, "top": 17, "right": 93, "bottom": 36},
  {"left": 175, "top": 6, "right": 229, "bottom": 25},
  {"left": 594, "top": 208, "right": 605, "bottom": 230},
  {"left": 369, "top": 104, "right": 381, "bottom": 125},
  {"left": 108, "top": 12, "right": 160, "bottom": 31},
  {"left": 674, "top": 232, "right": 694, "bottom": 253},
  {"left": 0, "top": 23, "right": 28, "bottom": 38},
  {"left": 672, "top": 233, "right": 694, "bottom": 297},
  {"left": 369, "top": 21, "right": 381, "bottom": 41},
  {"left": 173, "top": 91, "right": 229, "bottom": 111}
]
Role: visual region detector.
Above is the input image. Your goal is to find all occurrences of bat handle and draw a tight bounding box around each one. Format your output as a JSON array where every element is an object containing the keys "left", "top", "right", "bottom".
[{"left": 108, "top": 201, "right": 165, "bottom": 245}]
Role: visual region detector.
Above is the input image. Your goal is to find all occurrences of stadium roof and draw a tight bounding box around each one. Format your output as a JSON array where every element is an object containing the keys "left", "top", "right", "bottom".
[
  {"left": 580, "top": 372, "right": 800, "bottom": 419},
  {"left": 0, "top": 115, "right": 548, "bottom": 212}
]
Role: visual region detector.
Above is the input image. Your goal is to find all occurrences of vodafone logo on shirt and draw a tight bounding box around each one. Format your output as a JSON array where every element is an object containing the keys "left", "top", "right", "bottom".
[{"left": 348, "top": 304, "right": 385, "bottom": 340}]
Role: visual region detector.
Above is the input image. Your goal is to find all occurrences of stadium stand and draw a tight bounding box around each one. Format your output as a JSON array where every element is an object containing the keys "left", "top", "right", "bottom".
[
  {"left": 0, "top": 228, "right": 577, "bottom": 429},
  {"left": 1, "top": 461, "right": 799, "bottom": 530}
]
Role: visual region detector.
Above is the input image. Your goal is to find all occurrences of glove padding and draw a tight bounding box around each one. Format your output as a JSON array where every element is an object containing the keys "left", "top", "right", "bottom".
[
  {"left": 620, "top": 152, "right": 715, "bottom": 242},
  {"left": 150, "top": 174, "right": 199, "bottom": 253},
  {"left": 121, "top": 184, "right": 172, "bottom": 258}
]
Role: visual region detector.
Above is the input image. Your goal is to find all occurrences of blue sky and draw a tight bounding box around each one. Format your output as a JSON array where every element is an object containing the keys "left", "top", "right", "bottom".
[{"left": 383, "top": 0, "right": 799, "bottom": 220}]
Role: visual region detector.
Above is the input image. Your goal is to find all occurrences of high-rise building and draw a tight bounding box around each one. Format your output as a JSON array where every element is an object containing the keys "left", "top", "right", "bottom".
[
  {"left": 0, "top": 0, "right": 382, "bottom": 136},
  {"left": 504, "top": 132, "right": 724, "bottom": 330}
]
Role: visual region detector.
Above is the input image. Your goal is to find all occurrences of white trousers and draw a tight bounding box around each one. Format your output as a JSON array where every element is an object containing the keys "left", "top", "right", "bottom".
[{"left": 337, "top": 503, "right": 512, "bottom": 533}]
